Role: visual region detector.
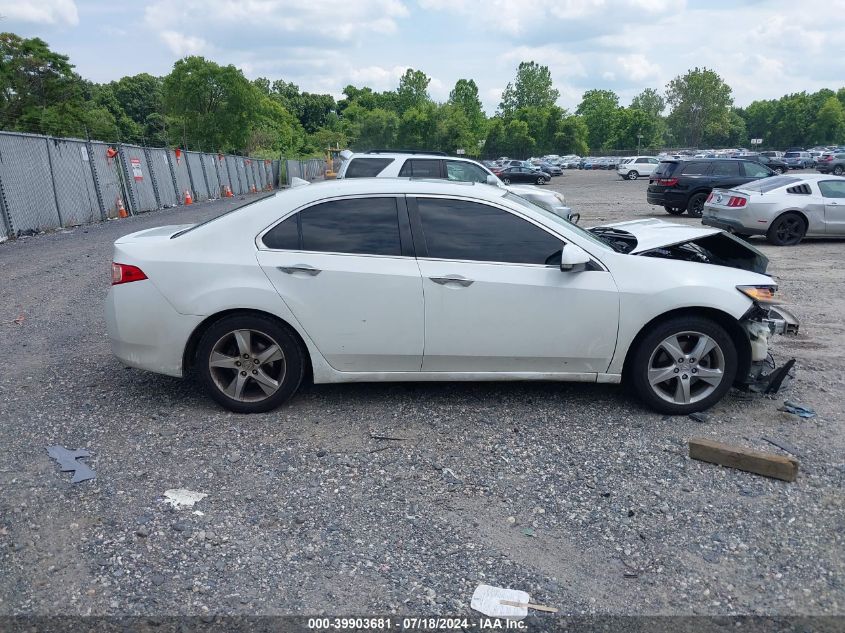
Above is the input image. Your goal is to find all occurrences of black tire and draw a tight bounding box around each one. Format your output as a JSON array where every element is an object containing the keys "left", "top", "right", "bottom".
[
  {"left": 686, "top": 192, "right": 707, "bottom": 217},
  {"left": 502, "top": 177, "right": 511, "bottom": 185},
  {"left": 664, "top": 205, "right": 685, "bottom": 215},
  {"left": 628, "top": 316, "right": 737, "bottom": 415},
  {"left": 536, "top": 176, "right": 546, "bottom": 184},
  {"left": 627, "top": 171, "right": 639, "bottom": 180},
  {"left": 196, "top": 314, "right": 304, "bottom": 413},
  {"left": 834, "top": 165, "right": 844, "bottom": 176},
  {"left": 773, "top": 167, "right": 785, "bottom": 175},
  {"left": 766, "top": 212, "right": 806, "bottom": 246}
]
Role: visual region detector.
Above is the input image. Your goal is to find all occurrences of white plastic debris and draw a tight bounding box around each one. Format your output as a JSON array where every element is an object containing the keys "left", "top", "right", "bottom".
[
  {"left": 163, "top": 489, "right": 208, "bottom": 509},
  {"left": 471, "top": 584, "right": 530, "bottom": 619},
  {"left": 290, "top": 177, "right": 310, "bottom": 188}
]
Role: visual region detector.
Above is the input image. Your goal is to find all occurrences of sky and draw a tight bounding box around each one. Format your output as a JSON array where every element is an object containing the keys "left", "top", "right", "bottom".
[{"left": 2, "top": 0, "right": 844, "bottom": 114}]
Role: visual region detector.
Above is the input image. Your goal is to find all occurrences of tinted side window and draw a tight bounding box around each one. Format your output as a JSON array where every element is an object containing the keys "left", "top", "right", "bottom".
[
  {"left": 445, "top": 161, "right": 489, "bottom": 183},
  {"left": 262, "top": 214, "right": 300, "bottom": 249},
  {"left": 416, "top": 198, "right": 562, "bottom": 265},
  {"left": 681, "top": 161, "right": 711, "bottom": 175},
  {"left": 711, "top": 161, "right": 739, "bottom": 176},
  {"left": 653, "top": 161, "right": 679, "bottom": 177},
  {"left": 636, "top": 158, "right": 649, "bottom": 164},
  {"left": 819, "top": 180, "right": 845, "bottom": 198},
  {"left": 299, "top": 198, "right": 401, "bottom": 256},
  {"left": 398, "top": 159, "right": 442, "bottom": 178},
  {"left": 344, "top": 158, "right": 394, "bottom": 178},
  {"left": 742, "top": 161, "right": 772, "bottom": 178}
]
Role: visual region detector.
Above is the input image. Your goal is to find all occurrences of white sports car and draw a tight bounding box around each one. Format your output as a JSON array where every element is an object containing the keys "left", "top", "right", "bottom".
[
  {"left": 106, "top": 179, "right": 798, "bottom": 415},
  {"left": 702, "top": 174, "right": 845, "bottom": 245}
]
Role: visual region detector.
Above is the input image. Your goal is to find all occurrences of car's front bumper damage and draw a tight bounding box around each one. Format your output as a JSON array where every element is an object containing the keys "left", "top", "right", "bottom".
[{"left": 739, "top": 304, "right": 799, "bottom": 393}]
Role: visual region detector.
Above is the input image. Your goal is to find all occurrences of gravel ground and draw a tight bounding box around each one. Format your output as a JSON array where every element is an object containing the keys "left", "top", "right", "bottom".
[{"left": 0, "top": 172, "right": 843, "bottom": 620}]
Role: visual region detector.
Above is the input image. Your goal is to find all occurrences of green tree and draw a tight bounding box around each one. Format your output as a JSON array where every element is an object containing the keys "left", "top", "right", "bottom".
[
  {"left": 397, "top": 101, "right": 437, "bottom": 149},
  {"left": 345, "top": 106, "right": 399, "bottom": 150},
  {"left": 499, "top": 61, "right": 559, "bottom": 116},
  {"left": 812, "top": 96, "right": 845, "bottom": 144},
  {"left": 434, "top": 104, "right": 476, "bottom": 155},
  {"left": 665, "top": 67, "right": 733, "bottom": 147},
  {"left": 448, "top": 78, "right": 485, "bottom": 136},
  {"left": 630, "top": 88, "right": 665, "bottom": 118},
  {"left": 576, "top": 89, "right": 620, "bottom": 151},
  {"left": 397, "top": 69, "right": 431, "bottom": 114},
  {"left": 554, "top": 115, "right": 588, "bottom": 155},
  {"left": 162, "top": 56, "right": 259, "bottom": 152}
]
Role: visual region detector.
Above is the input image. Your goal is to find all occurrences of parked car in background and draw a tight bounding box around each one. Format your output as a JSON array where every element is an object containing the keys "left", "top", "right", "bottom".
[
  {"left": 702, "top": 174, "right": 845, "bottom": 245},
  {"left": 537, "top": 161, "right": 563, "bottom": 176},
  {"left": 647, "top": 158, "right": 775, "bottom": 217},
  {"left": 617, "top": 156, "right": 660, "bottom": 180},
  {"left": 783, "top": 151, "right": 813, "bottom": 169},
  {"left": 816, "top": 152, "right": 845, "bottom": 175},
  {"left": 738, "top": 153, "right": 789, "bottom": 175},
  {"left": 760, "top": 151, "right": 784, "bottom": 159},
  {"left": 106, "top": 177, "right": 798, "bottom": 415},
  {"left": 498, "top": 165, "right": 551, "bottom": 184}
]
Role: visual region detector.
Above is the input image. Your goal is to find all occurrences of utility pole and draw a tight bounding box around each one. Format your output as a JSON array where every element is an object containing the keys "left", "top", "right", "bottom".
[{"left": 637, "top": 133, "right": 644, "bottom": 155}]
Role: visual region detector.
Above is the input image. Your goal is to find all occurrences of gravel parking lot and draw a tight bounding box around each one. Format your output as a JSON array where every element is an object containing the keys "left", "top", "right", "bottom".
[{"left": 1, "top": 172, "right": 843, "bottom": 620}]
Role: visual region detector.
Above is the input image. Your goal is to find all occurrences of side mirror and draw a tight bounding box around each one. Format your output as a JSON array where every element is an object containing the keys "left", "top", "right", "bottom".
[
  {"left": 486, "top": 174, "right": 500, "bottom": 186},
  {"left": 560, "top": 243, "right": 590, "bottom": 272}
]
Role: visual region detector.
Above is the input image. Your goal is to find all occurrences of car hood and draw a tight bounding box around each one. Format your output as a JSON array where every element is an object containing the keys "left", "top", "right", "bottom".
[{"left": 589, "top": 218, "right": 769, "bottom": 274}]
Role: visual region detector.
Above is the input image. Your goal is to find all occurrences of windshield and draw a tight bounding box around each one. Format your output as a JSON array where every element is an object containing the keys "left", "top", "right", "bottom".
[{"left": 504, "top": 192, "right": 612, "bottom": 251}]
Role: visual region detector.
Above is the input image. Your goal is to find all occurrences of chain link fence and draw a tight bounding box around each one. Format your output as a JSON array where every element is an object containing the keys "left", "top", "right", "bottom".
[{"left": 0, "top": 130, "right": 291, "bottom": 240}]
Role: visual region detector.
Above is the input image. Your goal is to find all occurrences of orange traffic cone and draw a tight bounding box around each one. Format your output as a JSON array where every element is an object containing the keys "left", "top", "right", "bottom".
[
  {"left": 251, "top": 184, "right": 257, "bottom": 193},
  {"left": 225, "top": 185, "right": 233, "bottom": 198},
  {"left": 116, "top": 197, "right": 128, "bottom": 219},
  {"left": 184, "top": 189, "right": 193, "bottom": 205}
]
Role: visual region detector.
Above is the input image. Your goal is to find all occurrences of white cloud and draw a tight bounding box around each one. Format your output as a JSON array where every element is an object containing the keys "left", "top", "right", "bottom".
[
  {"left": 159, "top": 31, "right": 209, "bottom": 57},
  {"left": 616, "top": 54, "right": 660, "bottom": 83},
  {"left": 0, "top": 0, "right": 78, "bottom": 25}
]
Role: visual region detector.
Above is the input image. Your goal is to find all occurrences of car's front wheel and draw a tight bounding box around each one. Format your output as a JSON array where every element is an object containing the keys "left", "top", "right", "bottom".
[
  {"left": 536, "top": 176, "right": 546, "bottom": 184},
  {"left": 834, "top": 165, "right": 844, "bottom": 176},
  {"left": 196, "top": 314, "right": 304, "bottom": 413},
  {"left": 686, "top": 193, "right": 708, "bottom": 217},
  {"left": 627, "top": 171, "right": 639, "bottom": 180},
  {"left": 766, "top": 212, "right": 806, "bottom": 246},
  {"left": 773, "top": 167, "right": 785, "bottom": 175},
  {"left": 502, "top": 177, "right": 511, "bottom": 185},
  {"left": 629, "top": 316, "right": 737, "bottom": 415}
]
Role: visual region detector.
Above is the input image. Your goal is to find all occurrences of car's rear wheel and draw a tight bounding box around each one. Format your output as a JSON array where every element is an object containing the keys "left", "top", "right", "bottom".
[
  {"left": 502, "top": 177, "right": 511, "bottom": 185},
  {"left": 197, "top": 314, "right": 304, "bottom": 413},
  {"left": 834, "top": 165, "right": 844, "bottom": 176},
  {"left": 773, "top": 167, "right": 785, "bottom": 175},
  {"left": 536, "top": 176, "right": 546, "bottom": 184},
  {"left": 627, "top": 171, "right": 639, "bottom": 180},
  {"left": 766, "top": 212, "right": 806, "bottom": 246},
  {"left": 629, "top": 317, "right": 737, "bottom": 415},
  {"left": 686, "top": 193, "right": 708, "bottom": 217},
  {"left": 664, "top": 205, "right": 685, "bottom": 215}
]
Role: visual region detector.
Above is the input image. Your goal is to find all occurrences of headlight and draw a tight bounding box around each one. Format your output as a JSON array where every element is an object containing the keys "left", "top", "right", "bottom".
[
  {"left": 553, "top": 191, "right": 566, "bottom": 204},
  {"left": 737, "top": 285, "right": 778, "bottom": 303}
]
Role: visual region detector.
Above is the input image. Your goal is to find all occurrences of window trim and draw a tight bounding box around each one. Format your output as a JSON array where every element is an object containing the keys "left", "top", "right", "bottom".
[
  {"left": 256, "top": 194, "right": 412, "bottom": 258},
  {"left": 408, "top": 194, "right": 574, "bottom": 268}
]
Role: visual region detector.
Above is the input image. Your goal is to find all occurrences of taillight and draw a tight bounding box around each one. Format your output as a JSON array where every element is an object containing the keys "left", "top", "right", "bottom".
[
  {"left": 112, "top": 262, "right": 148, "bottom": 285},
  {"left": 656, "top": 177, "right": 679, "bottom": 186},
  {"left": 727, "top": 196, "right": 747, "bottom": 208},
  {"left": 706, "top": 192, "right": 714, "bottom": 203}
]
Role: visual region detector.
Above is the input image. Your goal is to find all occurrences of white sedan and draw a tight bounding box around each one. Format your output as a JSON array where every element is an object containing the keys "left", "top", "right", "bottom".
[
  {"left": 106, "top": 179, "right": 798, "bottom": 415},
  {"left": 702, "top": 174, "right": 845, "bottom": 245}
]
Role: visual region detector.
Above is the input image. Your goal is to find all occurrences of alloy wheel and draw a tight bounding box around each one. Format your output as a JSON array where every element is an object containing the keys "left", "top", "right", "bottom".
[
  {"left": 647, "top": 331, "right": 725, "bottom": 405},
  {"left": 208, "top": 329, "right": 286, "bottom": 402},
  {"left": 775, "top": 216, "right": 804, "bottom": 244}
]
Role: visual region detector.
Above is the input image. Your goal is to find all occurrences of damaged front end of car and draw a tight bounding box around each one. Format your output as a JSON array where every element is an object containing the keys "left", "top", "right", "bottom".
[{"left": 737, "top": 293, "right": 799, "bottom": 394}]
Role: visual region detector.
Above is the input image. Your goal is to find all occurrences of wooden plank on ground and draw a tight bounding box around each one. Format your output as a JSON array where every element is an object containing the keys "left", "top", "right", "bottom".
[{"left": 689, "top": 437, "right": 799, "bottom": 482}]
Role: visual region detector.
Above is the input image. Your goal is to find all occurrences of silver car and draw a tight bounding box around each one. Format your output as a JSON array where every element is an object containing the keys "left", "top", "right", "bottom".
[{"left": 701, "top": 174, "right": 845, "bottom": 245}]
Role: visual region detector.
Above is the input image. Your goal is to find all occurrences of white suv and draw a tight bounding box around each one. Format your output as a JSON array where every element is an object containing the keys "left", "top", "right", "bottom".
[
  {"left": 617, "top": 156, "right": 660, "bottom": 180},
  {"left": 335, "top": 151, "right": 576, "bottom": 222}
]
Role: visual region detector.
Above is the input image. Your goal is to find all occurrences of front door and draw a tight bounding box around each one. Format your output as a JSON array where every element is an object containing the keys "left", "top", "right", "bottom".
[
  {"left": 410, "top": 197, "right": 619, "bottom": 374},
  {"left": 257, "top": 196, "right": 424, "bottom": 372},
  {"left": 818, "top": 179, "right": 845, "bottom": 235}
]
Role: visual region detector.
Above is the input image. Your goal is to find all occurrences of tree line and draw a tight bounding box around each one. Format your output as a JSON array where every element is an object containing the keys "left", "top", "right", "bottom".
[{"left": 2, "top": 32, "right": 844, "bottom": 159}]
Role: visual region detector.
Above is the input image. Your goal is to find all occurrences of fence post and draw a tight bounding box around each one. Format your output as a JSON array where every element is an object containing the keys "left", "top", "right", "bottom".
[
  {"left": 224, "top": 155, "right": 235, "bottom": 195},
  {"left": 0, "top": 169, "right": 14, "bottom": 237},
  {"left": 144, "top": 147, "right": 163, "bottom": 209},
  {"left": 200, "top": 154, "right": 212, "bottom": 198},
  {"left": 86, "top": 136, "right": 107, "bottom": 221},
  {"left": 116, "top": 145, "right": 136, "bottom": 215},
  {"left": 184, "top": 151, "right": 198, "bottom": 200},
  {"left": 44, "top": 137, "right": 65, "bottom": 227},
  {"left": 165, "top": 149, "right": 180, "bottom": 205}
]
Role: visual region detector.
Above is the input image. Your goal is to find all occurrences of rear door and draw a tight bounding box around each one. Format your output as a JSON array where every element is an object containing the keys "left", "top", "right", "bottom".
[
  {"left": 818, "top": 179, "right": 845, "bottom": 235},
  {"left": 256, "top": 196, "right": 424, "bottom": 372},
  {"left": 410, "top": 196, "right": 619, "bottom": 374}
]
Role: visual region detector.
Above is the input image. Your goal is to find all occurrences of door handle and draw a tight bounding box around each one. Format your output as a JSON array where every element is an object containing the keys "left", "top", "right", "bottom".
[
  {"left": 278, "top": 265, "right": 321, "bottom": 276},
  {"left": 429, "top": 275, "right": 473, "bottom": 287}
]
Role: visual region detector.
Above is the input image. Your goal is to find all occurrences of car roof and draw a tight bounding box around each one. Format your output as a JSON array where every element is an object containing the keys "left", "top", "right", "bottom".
[{"left": 348, "top": 151, "right": 459, "bottom": 159}]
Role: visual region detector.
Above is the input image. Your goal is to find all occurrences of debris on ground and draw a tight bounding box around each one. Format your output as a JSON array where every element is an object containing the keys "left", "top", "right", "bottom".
[
  {"left": 688, "top": 412, "right": 708, "bottom": 424},
  {"left": 369, "top": 433, "right": 408, "bottom": 441},
  {"left": 689, "top": 437, "right": 798, "bottom": 482},
  {"left": 761, "top": 436, "right": 802, "bottom": 457},
  {"left": 522, "top": 527, "right": 535, "bottom": 537},
  {"left": 46, "top": 445, "right": 96, "bottom": 483},
  {"left": 778, "top": 400, "right": 816, "bottom": 419},
  {"left": 163, "top": 489, "right": 208, "bottom": 509},
  {"left": 470, "top": 584, "right": 558, "bottom": 619}
]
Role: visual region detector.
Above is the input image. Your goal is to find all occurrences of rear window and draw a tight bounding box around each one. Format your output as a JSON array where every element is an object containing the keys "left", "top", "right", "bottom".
[
  {"left": 398, "top": 159, "right": 442, "bottom": 178},
  {"left": 653, "top": 161, "right": 679, "bottom": 177},
  {"left": 344, "top": 158, "right": 394, "bottom": 178},
  {"left": 680, "top": 161, "right": 711, "bottom": 175},
  {"left": 739, "top": 175, "right": 799, "bottom": 193},
  {"left": 784, "top": 152, "right": 801, "bottom": 158}
]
